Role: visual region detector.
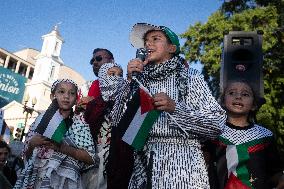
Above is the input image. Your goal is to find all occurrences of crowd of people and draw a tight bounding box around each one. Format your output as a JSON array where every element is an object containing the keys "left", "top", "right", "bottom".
[{"left": 0, "top": 23, "right": 283, "bottom": 189}]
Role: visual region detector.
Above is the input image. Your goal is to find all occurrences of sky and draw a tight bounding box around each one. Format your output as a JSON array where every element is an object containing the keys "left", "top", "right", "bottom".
[{"left": 0, "top": 0, "right": 223, "bottom": 81}]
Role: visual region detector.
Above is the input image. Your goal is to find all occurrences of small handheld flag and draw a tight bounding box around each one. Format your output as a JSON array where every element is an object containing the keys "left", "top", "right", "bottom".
[
  {"left": 34, "top": 99, "right": 69, "bottom": 143},
  {"left": 117, "top": 87, "right": 161, "bottom": 151}
]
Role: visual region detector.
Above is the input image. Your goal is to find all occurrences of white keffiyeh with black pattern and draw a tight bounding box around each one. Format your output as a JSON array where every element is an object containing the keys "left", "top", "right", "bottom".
[{"left": 98, "top": 63, "right": 124, "bottom": 102}]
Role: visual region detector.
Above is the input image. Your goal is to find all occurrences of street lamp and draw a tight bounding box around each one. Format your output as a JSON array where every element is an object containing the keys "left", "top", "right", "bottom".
[{"left": 21, "top": 95, "right": 37, "bottom": 141}]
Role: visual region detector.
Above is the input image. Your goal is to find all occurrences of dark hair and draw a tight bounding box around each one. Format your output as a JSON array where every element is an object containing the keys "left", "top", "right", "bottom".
[
  {"left": 92, "top": 48, "right": 114, "bottom": 60},
  {"left": 0, "top": 140, "right": 11, "bottom": 153},
  {"left": 143, "top": 29, "right": 177, "bottom": 58},
  {"left": 143, "top": 29, "right": 172, "bottom": 45},
  {"left": 220, "top": 79, "right": 260, "bottom": 123}
]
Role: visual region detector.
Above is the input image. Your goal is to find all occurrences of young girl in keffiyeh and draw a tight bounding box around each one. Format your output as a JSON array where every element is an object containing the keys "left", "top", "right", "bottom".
[
  {"left": 14, "top": 79, "right": 98, "bottom": 189},
  {"left": 208, "top": 80, "right": 284, "bottom": 189}
]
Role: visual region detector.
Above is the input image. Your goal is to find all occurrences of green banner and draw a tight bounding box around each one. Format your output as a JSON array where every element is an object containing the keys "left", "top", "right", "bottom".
[{"left": 0, "top": 67, "right": 27, "bottom": 107}]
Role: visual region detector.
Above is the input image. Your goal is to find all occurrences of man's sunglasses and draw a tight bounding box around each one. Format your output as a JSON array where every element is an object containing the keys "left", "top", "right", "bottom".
[{"left": 90, "top": 55, "right": 103, "bottom": 65}]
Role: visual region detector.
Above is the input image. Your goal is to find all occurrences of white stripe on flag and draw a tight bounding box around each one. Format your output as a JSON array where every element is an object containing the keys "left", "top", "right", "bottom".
[
  {"left": 3, "top": 127, "right": 10, "bottom": 143},
  {"left": 226, "top": 145, "right": 238, "bottom": 177},
  {"left": 122, "top": 107, "right": 147, "bottom": 145},
  {"left": 43, "top": 110, "right": 63, "bottom": 138},
  {"left": 34, "top": 113, "right": 44, "bottom": 130}
]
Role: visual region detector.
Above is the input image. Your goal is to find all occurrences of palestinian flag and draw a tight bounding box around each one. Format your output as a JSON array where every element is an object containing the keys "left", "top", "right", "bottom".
[
  {"left": 218, "top": 136, "right": 272, "bottom": 189},
  {"left": 117, "top": 86, "right": 161, "bottom": 151},
  {"left": 224, "top": 144, "right": 251, "bottom": 189},
  {"left": 34, "top": 99, "right": 68, "bottom": 143}
]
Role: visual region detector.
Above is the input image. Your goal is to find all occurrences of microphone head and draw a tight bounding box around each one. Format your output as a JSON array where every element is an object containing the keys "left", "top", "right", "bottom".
[{"left": 136, "top": 48, "right": 148, "bottom": 61}]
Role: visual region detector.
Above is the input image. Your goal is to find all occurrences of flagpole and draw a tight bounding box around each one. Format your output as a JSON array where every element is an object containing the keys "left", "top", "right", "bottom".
[
  {"left": 132, "top": 78, "right": 189, "bottom": 137},
  {"left": 21, "top": 96, "right": 37, "bottom": 141}
]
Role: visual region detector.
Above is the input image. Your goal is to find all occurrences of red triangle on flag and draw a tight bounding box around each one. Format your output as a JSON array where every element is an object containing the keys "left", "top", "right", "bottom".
[
  {"left": 140, "top": 87, "right": 154, "bottom": 114},
  {"left": 225, "top": 173, "right": 251, "bottom": 189}
]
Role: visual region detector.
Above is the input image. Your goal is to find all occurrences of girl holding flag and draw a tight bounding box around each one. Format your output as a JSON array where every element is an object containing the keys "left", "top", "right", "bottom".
[
  {"left": 14, "top": 79, "right": 98, "bottom": 189},
  {"left": 110, "top": 23, "right": 227, "bottom": 188}
]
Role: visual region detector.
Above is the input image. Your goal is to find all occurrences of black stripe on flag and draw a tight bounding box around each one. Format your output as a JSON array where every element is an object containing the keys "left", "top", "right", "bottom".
[
  {"left": 117, "top": 90, "right": 141, "bottom": 138},
  {"left": 35, "top": 99, "right": 59, "bottom": 134},
  {"left": 1, "top": 121, "right": 6, "bottom": 135}
]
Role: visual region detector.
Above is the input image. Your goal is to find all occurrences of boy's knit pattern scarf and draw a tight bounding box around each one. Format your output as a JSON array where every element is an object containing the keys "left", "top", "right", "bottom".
[{"left": 141, "top": 56, "right": 188, "bottom": 100}]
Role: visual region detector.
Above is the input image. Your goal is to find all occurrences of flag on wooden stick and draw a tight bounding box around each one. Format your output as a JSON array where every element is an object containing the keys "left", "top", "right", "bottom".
[
  {"left": 34, "top": 99, "right": 68, "bottom": 143},
  {"left": 117, "top": 86, "right": 161, "bottom": 151}
]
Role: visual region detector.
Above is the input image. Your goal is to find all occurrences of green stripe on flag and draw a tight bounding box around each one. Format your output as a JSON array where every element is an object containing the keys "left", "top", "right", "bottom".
[
  {"left": 236, "top": 145, "right": 251, "bottom": 188},
  {"left": 219, "top": 136, "right": 233, "bottom": 145},
  {"left": 131, "top": 110, "right": 161, "bottom": 150},
  {"left": 51, "top": 120, "right": 67, "bottom": 143}
]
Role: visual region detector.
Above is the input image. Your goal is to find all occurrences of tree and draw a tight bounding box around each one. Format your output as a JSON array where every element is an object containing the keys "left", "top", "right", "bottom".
[{"left": 181, "top": 0, "right": 284, "bottom": 154}]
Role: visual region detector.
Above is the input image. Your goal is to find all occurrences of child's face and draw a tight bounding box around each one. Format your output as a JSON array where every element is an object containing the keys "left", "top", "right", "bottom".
[
  {"left": 144, "top": 30, "right": 176, "bottom": 64},
  {"left": 52, "top": 82, "right": 77, "bottom": 111},
  {"left": 224, "top": 82, "right": 255, "bottom": 116}
]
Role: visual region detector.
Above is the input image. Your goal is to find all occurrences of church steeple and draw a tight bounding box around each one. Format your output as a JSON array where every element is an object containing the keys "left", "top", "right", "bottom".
[
  {"left": 26, "top": 25, "right": 65, "bottom": 110},
  {"left": 40, "top": 24, "right": 64, "bottom": 57},
  {"left": 32, "top": 25, "right": 64, "bottom": 83}
]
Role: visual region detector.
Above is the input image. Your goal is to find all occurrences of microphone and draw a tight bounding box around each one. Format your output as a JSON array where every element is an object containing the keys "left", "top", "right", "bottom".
[
  {"left": 136, "top": 48, "right": 147, "bottom": 62},
  {"left": 132, "top": 48, "right": 147, "bottom": 78}
]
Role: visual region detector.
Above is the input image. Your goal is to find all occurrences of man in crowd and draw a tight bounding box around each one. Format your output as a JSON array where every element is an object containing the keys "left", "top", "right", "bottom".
[{"left": 78, "top": 48, "right": 127, "bottom": 189}]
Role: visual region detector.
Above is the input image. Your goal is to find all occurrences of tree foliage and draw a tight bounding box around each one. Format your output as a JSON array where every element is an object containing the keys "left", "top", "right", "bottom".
[{"left": 181, "top": 0, "right": 284, "bottom": 153}]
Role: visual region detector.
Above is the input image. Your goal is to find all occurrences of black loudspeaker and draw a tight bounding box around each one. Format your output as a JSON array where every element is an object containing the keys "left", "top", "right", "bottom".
[{"left": 220, "top": 31, "right": 264, "bottom": 98}]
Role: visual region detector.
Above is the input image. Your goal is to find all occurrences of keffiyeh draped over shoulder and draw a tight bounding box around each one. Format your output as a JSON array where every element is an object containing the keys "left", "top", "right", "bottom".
[{"left": 85, "top": 62, "right": 123, "bottom": 142}]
